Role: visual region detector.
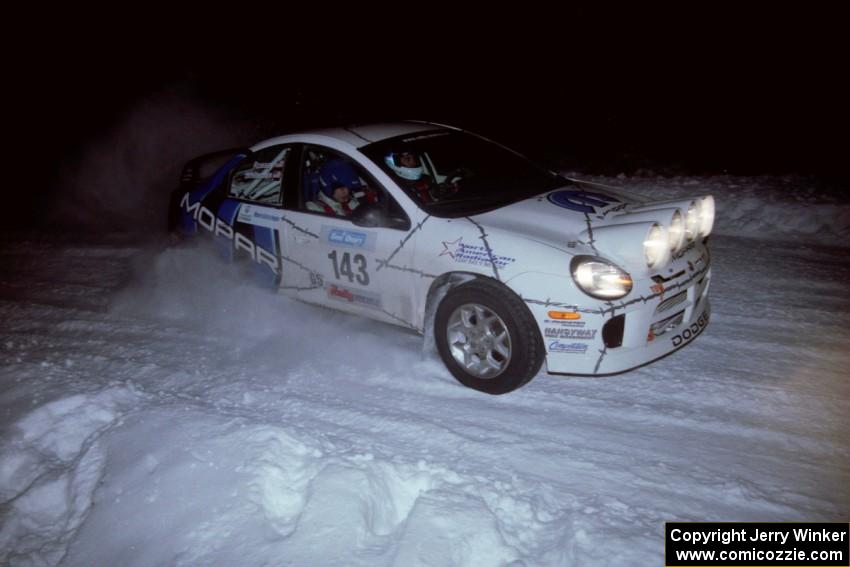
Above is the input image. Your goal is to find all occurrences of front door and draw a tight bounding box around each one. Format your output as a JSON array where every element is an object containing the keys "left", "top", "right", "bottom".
[{"left": 281, "top": 144, "right": 418, "bottom": 329}]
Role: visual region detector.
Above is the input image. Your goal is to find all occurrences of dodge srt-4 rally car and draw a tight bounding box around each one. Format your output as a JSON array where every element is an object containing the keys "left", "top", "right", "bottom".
[{"left": 169, "top": 121, "right": 713, "bottom": 394}]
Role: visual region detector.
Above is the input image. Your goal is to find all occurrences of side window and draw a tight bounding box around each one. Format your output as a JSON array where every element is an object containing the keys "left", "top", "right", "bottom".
[
  {"left": 299, "top": 145, "right": 411, "bottom": 230},
  {"left": 228, "top": 145, "right": 291, "bottom": 205},
  {"left": 300, "top": 146, "right": 368, "bottom": 215}
]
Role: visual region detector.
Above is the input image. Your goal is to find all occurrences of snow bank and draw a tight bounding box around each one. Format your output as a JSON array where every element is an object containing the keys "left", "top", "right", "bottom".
[
  {"left": 569, "top": 173, "right": 850, "bottom": 246},
  {"left": 63, "top": 248, "right": 576, "bottom": 566},
  {"left": 0, "top": 386, "right": 142, "bottom": 567},
  {"left": 56, "top": 408, "right": 570, "bottom": 566}
]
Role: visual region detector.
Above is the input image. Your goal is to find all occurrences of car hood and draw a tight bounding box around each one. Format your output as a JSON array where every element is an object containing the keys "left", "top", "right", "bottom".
[
  {"left": 470, "top": 180, "right": 699, "bottom": 273},
  {"left": 471, "top": 182, "right": 636, "bottom": 250}
]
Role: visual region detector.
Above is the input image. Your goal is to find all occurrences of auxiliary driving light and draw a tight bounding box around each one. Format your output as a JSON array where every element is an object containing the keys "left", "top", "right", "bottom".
[
  {"left": 685, "top": 200, "right": 702, "bottom": 241},
  {"left": 699, "top": 195, "right": 715, "bottom": 237}
]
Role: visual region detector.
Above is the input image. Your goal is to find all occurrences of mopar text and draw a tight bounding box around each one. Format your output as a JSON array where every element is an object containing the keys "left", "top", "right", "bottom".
[{"left": 180, "top": 193, "right": 280, "bottom": 275}]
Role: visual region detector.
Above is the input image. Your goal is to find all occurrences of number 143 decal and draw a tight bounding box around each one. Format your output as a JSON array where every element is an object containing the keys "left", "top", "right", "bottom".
[{"left": 328, "top": 250, "right": 370, "bottom": 286}]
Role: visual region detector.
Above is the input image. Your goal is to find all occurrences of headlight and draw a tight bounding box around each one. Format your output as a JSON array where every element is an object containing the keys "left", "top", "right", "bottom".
[
  {"left": 685, "top": 200, "right": 702, "bottom": 241},
  {"left": 644, "top": 223, "right": 670, "bottom": 269},
  {"left": 571, "top": 256, "right": 633, "bottom": 300},
  {"left": 699, "top": 195, "right": 715, "bottom": 237},
  {"left": 668, "top": 209, "right": 685, "bottom": 252}
]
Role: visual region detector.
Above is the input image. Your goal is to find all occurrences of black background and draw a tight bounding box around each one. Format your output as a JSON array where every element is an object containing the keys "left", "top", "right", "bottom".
[{"left": 5, "top": 7, "right": 847, "bottom": 228}]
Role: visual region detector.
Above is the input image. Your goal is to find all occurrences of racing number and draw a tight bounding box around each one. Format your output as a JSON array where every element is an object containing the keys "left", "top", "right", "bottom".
[{"left": 328, "top": 251, "right": 370, "bottom": 285}]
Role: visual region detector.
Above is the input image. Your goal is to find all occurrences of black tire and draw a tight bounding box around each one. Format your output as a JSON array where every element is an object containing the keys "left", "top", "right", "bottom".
[{"left": 435, "top": 278, "right": 544, "bottom": 394}]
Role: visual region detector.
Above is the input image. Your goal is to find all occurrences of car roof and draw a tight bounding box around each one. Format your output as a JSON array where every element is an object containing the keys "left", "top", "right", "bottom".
[{"left": 254, "top": 121, "right": 460, "bottom": 150}]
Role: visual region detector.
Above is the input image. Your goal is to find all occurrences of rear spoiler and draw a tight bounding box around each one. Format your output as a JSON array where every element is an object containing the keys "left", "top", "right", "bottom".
[
  {"left": 169, "top": 148, "right": 250, "bottom": 233},
  {"left": 179, "top": 147, "right": 250, "bottom": 190}
]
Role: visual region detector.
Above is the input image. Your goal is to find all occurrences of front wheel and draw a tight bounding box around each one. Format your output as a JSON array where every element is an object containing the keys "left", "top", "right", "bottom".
[{"left": 434, "top": 279, "right": 544, "bottom": 394}]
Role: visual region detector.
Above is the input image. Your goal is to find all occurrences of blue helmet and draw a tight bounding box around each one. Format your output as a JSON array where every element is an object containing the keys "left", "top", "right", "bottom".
[{"left": 319, "top": 159, "right": 363, "bottom": 197}]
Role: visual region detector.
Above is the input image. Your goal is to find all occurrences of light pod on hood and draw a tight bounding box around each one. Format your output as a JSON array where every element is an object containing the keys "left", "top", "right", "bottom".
[
  {"left": 581, "top": 221, "right": 671, "bottom": 274},
  {"left": 609, "top": 207, "right": 685, "bottom": 253}
]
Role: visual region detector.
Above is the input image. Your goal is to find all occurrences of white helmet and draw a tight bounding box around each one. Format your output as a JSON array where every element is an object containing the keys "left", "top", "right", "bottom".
[{"left": 384, "top": 151, "right": 424, "bottom": 181}]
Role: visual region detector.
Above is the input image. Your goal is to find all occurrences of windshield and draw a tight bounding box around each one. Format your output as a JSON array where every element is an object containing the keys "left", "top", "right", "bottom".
[{"left": 360, "top": 131, "right": 567, "bottom": 217}]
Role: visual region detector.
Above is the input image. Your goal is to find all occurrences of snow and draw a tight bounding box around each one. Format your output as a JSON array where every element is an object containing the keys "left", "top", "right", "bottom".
[
  {"left": 1, "top": 173, "right": 849, "bottom": 566},
  {"left": 0, "top": 386, "right": 140, "bottom": 566}
]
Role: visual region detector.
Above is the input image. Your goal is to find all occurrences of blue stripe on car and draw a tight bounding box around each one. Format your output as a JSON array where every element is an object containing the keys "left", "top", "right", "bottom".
[
  {"left": 252, "top": 226, "right": 278, "bottom": 288},
  {"left": 218, "top": 199, "right": 241, "bottom": 225}
]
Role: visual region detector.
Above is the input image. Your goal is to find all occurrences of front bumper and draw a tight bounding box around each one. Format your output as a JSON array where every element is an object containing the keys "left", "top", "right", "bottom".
[{"left": 535, "top": 246, "right": 712, "bottom": 376}]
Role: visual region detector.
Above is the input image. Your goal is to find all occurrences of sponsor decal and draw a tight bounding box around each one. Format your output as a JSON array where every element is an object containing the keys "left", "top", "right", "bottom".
[
  {"left": 254, "top": 211, "right": 280, "bottom": 222},
  {"left": 236, "top": 204, "right": 283, "bottom": 229},
  {"left": 548, "top": 340, "right": 588, "bottom": 354},
  {"left": 326, "top": 284, "right": 382, "bottom": 309},
  {"left": 237, "top": 206, "right": 252, "bottom": 222},
  {"left": 181, "top": 193, "right": 280, "bottom": 275},
  {"left": 544, "top": 327, "right": 598, "bottom": 340},
  {"left": 671, "top": 309, "right": 710, "bottom": 347},
  {"left": 232, "top": 156, "right": 286, "bottom": 185},
  {"left": 241, "top": 160, "right": 284, "bottom": 180},
  {"left": 544, "top": 319, "right": 586, "bottom": 328},
  {"left": 547, "top": 190, "right": 619, "bottom": 213},
  {"left": 439, "top": 237, "right": 516, "bottom": 269},
  {"left": 329, "top": 229, "right": 366, "bottom": 247},
  {"left": 328, "top": 228, "right": 364, "bottom": 247},
  {"left": 321, "top": 226, "right": 376, "bottom": 251},
  {"left": 401, "top": 132, "right": 451, "bottom": 143},
  {"left": 241, "top": 172, "right": 277, "bottom": 180}
]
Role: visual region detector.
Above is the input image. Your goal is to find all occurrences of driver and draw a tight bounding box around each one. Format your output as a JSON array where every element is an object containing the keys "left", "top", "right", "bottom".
[
  {"left": 384, "top": 151, "right": 439, "bottom": 203},
  {"left": 307, "top": 159, "right": 377, "bottom": 217}
]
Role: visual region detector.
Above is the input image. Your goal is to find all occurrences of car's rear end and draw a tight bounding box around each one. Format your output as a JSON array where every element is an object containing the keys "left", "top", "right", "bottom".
[{"left": 168, "top": 148, "right": 247, "bottom": 233}]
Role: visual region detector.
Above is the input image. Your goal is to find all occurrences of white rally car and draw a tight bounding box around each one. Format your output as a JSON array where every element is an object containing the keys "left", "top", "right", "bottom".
[{"left": 169, "top": 121, "right": 713, "bottom": 394}]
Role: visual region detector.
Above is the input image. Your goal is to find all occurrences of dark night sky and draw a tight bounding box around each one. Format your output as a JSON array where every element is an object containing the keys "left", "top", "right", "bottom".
[{"left": 5, "top": 8, "right": 847, "bottom": 228}]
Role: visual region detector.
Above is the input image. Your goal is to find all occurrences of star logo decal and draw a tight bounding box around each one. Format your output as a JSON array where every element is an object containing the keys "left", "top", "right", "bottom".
[{"left": 439, "top": 237, "right": 463, "bottom": 259}]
